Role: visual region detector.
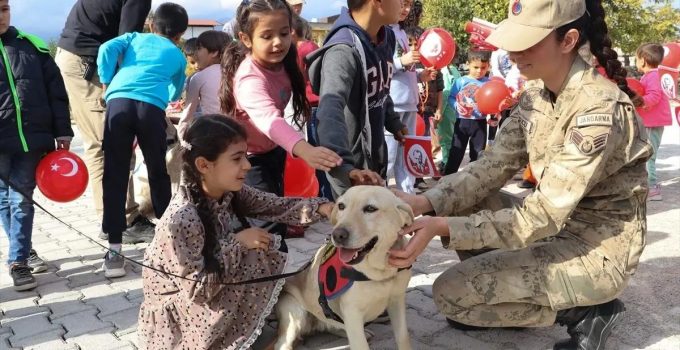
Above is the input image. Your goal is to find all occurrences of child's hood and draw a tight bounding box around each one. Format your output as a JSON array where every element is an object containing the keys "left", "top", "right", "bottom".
[{"left": 304, "top": 7, "right": 389, "bottom": 96}]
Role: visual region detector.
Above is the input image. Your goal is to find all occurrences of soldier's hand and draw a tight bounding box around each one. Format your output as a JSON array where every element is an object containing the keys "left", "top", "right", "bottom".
[
  {"left": 389, "top": 216, "right": 448, "bottom": 268},
  {"left": 391, "top": 190, "right": 434, "bottom": 216}
]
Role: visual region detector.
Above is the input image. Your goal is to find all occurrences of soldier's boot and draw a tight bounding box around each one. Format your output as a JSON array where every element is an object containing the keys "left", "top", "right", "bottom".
[{"left": 553, "top": 299, "right": 625, "bottom": 350}]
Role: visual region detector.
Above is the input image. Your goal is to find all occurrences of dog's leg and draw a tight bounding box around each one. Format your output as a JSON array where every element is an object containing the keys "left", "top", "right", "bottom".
[
  {"left": 275, "top": 293, "right": 308, "bottom": 350},
  {"left": 342, "top": 310, "right": 371, "bottom": 350},
  {"left": 387, "top": 295, "right": 412, "bottom": 350}
]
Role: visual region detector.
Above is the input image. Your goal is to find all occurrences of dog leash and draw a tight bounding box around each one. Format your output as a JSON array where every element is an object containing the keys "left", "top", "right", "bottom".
[{"left": 0, "top": 171, "right": 313, "bottom": 286}]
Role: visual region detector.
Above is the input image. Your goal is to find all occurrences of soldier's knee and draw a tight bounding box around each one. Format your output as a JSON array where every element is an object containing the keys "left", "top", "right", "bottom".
[{"left": 432, "top": 265, "right": 475, "bottom": 315}]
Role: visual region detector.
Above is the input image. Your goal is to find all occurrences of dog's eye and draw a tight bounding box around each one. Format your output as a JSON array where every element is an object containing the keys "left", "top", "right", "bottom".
[
  {"left": 337, "top": 203, "right": 345, "bottom": 210},
  {"left": 362, "top": 205, "right": 378, "bottom": 213}
]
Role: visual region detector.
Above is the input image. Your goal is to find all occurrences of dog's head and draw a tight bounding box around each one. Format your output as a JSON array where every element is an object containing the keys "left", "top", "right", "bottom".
[{"left": 329, "top": 186, "right": 414, "bottom": 268}]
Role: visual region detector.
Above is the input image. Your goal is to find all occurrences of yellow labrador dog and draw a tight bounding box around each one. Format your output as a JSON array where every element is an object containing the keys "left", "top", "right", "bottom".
[{"left": 275, "top": 186, "right": 414, "bottom": 350}]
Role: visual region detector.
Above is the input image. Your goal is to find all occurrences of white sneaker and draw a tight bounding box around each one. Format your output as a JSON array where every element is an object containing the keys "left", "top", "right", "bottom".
[
  {"left": 648, "top": 185, "right": 662, "bottom": 201},
  {"left": 104, "top": 251, "right": 126, "bottom": 278}
]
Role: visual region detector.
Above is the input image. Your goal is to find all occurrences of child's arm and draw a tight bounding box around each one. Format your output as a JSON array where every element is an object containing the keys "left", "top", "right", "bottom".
[
  {"left": 96, "top": 33, "right": 134, "bottom": 85},
  {"left": 41, "top": 54, "right": 73, "bottom": 148},
  {"left": 640, "top": 73, "right": 663, "bottom": 109},
  {"left": 235, "top": 185, "right": 332, "bottom": 226},
  {"left": 237, "top": 69, "right": 341, "bottom": 171},
  {"left": 169, "top": 54, "right": 187, "bottom": 103},
  {"left": 177, "top": 72, "right": 201, "bottom": 139}
]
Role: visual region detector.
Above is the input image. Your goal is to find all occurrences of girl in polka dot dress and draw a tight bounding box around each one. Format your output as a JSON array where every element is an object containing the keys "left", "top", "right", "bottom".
[{"left": 138, "top": 115, "right": 333, "bottom": 349}]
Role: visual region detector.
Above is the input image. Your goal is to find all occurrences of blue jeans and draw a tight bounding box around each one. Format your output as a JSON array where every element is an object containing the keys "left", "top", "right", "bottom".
[{"left": 0, "top": 151, "right": 42, "bottom": 264}]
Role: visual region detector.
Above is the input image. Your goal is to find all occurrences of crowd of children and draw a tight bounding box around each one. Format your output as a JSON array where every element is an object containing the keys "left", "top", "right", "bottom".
[{"left": 1, "top": 0, "right": 676, "bottom": 347}]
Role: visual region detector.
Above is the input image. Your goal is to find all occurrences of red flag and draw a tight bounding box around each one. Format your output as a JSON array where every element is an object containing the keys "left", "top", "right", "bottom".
[
  {"left": 404, "top": 136, "right": 440, "bottom": 178},
  {"left": 658, "top": 65, "right": 678, "bottom": 100}
]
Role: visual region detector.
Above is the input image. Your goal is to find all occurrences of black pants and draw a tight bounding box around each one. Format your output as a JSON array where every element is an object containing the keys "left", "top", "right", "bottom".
[
  {"left": 245, "top": 147, "right": 288, "bottom": 252},
  {"left": 444, "top": 118, "right": 487, "bottom": 175},
  {"left": 102, "top": 98, "right": 170, "bottom": 243}
]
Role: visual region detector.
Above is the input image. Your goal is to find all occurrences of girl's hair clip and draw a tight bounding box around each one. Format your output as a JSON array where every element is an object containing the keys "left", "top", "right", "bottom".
[{"left": 180, "top": 140, "right": 193, "bottom": 151}]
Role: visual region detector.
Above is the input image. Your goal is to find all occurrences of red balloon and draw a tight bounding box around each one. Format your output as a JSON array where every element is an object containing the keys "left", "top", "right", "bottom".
[
  {"left": 418, "top": 28, "right": 456, "bottom": 70},
  {"left": 415, "top": 114, "right": 426, "bottom": 136},
  {"left": 283, "top": 153, "right": 319, "bottom": 198},
  {"left": 489, "top": 76, "right": 505, "bottom": 83},
  {"left": 661, "top": 42, "right": 680, "bottom": 68},
  {"left": 474, "top": 80, "right": 513, "bottom": 115},
  {"left": 626, "top": 77, "right": 645, "bottom": 96},
  {"left": 35, "top": 150, "right": 89, "bottom": 202}
]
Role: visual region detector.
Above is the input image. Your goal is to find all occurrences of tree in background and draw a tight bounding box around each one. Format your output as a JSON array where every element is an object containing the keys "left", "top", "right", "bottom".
[{"left": 421, "top": 0, "right": 680, "bottom": 62}]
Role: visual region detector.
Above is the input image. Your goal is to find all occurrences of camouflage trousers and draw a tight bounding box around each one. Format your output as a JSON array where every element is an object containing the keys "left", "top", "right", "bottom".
[{"left": 432, "top": 192, "right": 630, "bottom": 328}]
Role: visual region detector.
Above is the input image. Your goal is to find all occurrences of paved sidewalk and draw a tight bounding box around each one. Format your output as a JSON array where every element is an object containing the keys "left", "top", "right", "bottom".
[{"left": 1, "top": 124, "right": 678, "bottom": 350}]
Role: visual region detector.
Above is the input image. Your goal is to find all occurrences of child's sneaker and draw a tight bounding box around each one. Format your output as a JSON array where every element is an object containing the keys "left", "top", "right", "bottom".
[
  {"left": 10, "top": 263, "right": 37, "bottom": 291},
  {"left": 104, "top": 251, "right": 126, "bottom": 278},
  {"left": 27, "top": 249, "right": 48, "bottom": 273},
  {"left": 648, "top": 185, "right": 662, "bottom": 201}
]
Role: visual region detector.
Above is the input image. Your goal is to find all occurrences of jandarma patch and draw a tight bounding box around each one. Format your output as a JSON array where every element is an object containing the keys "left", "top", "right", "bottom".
[
  {"left": 519, "top": 117, "right": 534, "bottom": 134},
  {"left": 576, "top": 114, "right": 613, "bottom": 127},
  {"left": 569, "top": 129, "right": 609, "bottom": 155},
  {"left": 512, "top": 0, "right": 522, "bottom": 15}
]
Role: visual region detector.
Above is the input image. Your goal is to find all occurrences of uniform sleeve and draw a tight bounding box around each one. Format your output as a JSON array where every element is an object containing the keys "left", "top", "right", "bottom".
[
  {"left": 316, "top": 45, "right": 360, "bottom": 185},
  {"left": 236, "top": 72, "right": 303, "bottom": 154},
  {"left": 97, "top": 33, "right": 133, "bottom": 84},
  {"left": 442, "top": 107, "right": 625, "bottom": 250},
  {"left": 119, "top": 0, "right": 152, "bottom": 34},
  {"left": 41, "top": 54, "right": 73, "bottom": 139},
  {"left": 424, "top": 113, "right": 528, "bottom": 217},
  {"left": 237, "top": 185, "right": 329, "bottom": 226}
]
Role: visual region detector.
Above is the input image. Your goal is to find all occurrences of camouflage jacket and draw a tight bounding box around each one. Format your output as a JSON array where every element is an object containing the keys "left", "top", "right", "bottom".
[{"left": 424, "top": 58, "right": 653, "bottom": 274}]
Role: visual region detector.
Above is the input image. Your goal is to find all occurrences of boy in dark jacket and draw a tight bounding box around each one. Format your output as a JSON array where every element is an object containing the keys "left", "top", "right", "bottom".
[
  {"left": 0, "top": 0, "right": 73, "bottom": 291},
  {"left": 307, "top": 0, "right": 406, "bottom": 199}
]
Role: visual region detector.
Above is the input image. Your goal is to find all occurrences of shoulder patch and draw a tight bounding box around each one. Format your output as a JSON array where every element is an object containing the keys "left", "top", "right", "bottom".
[
  {"left": 518, "top": 116, "right": 534, "bottom": 134},
  {"left": 569, "top": 129, "right": 609, "bottom": 155},
  {"left": 576, "top": 114, "right": 613, "bottom": 127},
  {"left": 519, "top": 88, "right": 542, "bottom": 111}
]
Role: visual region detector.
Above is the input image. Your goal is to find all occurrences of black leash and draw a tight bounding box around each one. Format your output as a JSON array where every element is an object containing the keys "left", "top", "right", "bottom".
[{"left": 0, "top": 171, "right": 312, "bottom": 286}]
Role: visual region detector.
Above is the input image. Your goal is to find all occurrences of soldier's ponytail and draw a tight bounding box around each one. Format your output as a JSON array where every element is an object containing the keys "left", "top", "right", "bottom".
[{"left": 556, "top": 0, "right": 642, "bottom": 106}]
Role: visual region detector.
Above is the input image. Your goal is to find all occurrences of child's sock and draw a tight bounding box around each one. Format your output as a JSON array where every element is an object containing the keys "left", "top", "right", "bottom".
[{"left": 109, "top": 243, "right": 122, "bottom": 254}]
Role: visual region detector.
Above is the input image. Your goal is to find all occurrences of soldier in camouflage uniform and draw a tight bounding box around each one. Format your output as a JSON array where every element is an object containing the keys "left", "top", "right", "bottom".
[{"left": 388, "top": 1, "right": 653, "bottom": 349}]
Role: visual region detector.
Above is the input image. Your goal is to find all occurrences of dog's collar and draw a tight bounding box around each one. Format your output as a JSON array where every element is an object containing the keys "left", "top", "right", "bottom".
[{"left": 316, "top": 244, "right": 410, "bottom": 324}]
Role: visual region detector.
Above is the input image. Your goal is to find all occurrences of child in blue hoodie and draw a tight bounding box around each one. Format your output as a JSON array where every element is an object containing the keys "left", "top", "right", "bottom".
[
  {"left": 307, "top": 0, "right": 406, "bottom": 199},
  {"left": 97, "top": 3, "right": 187, "bottom": 278}
]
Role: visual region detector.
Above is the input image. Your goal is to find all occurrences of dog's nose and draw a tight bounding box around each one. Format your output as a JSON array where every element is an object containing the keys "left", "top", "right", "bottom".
[{"left": 332, "top": 227, "right": 350, "bottom": 245}]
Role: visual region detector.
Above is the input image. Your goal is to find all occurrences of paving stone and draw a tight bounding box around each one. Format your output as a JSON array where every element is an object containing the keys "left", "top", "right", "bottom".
[
  {"left": 65, "top": 332, "right": 135, "bottom": 350},
  {"left": 100, "top": 307, "right": 140, "bottom": 336},
  {"left": 52, "top": 310, "right": 113, "bottom": 338},
  {"left": 32, "top": 269, "right": 67, "bottom": 287},
  {"left": 23, "top": 337, "right": 77, "bottom": 350},
  {"left": 0, "top": 332, "right": 18, "bottom": 350},
  {"left": 47, "top": 299, "right": 97, "bottom": 320},
  {"left": 67, "top": 270, "right": 108, "bottom": 288},
  {"left": 55, "top": 260, "right": 96, "bottom": 278},
  {"left": 0, "top": 297, "right": 50, "bottom": 319},
  {"left": 0, "top": 288, "right": 39, "bottom": 303},
  {"left": 108, "top": 272, "right": 142, "bottom": 293},
  {"left": 84, "top": 294, "right": 136, "bottom": 318},
  {"left": 35, "top": 280, "right": 83, "bottom": 304},
  {"left": 2, "top": 313, "right": 63, "bottom": 345},
  {"left": 405, "top": 289, "right": 441, "bottom": 319},
  {"left": 63, "top": 239, "right": 102, "bottom": 252},
  {"left": 117, "top": 332, "right": 140, "bottom": 348}
]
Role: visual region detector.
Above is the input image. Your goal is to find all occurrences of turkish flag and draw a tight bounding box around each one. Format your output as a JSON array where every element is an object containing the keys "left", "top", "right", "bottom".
[{"left": 404, "top": 136, "right": 440, "bottom": 178}]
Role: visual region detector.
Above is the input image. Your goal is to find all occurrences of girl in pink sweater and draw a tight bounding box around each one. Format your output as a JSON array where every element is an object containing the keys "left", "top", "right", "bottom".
[
  {"left": 219, "top": 0, "right": 341, "bottom": 251},
  {"left": 635, "top": 43, "right": 672, "bottom": 201}
]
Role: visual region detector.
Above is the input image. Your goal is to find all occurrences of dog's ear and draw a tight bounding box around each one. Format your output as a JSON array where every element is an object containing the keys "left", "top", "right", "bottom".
[
  {"left": 330, "top": 201, "right": 339, "bottom": 225},
  {"left": 396, "top": 202, "right": 414, "bottom": 227}
]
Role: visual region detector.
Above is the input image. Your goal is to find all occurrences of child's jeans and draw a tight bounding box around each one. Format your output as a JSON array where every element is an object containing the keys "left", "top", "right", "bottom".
[
  {"left": 0, "top": 151, "right": 42, "bottom": 264},
  {"left": 646, "top": 127, "right": 664, "bottom": 186}
]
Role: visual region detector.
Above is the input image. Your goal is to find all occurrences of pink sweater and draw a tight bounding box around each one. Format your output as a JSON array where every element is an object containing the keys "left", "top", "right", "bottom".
[
  {"left": 638, "top": 69, "right": 672, "bottom": 127},
  {"left": 233, "top": 56, "right": 303, "bottom": 155}
]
